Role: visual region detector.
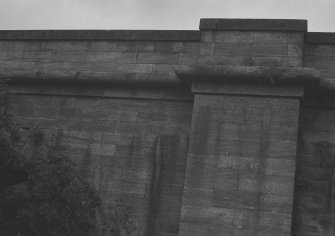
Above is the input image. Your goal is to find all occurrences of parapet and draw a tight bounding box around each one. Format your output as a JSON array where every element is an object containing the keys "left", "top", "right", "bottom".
[{"left": 0, "top": 18, "right": 334, "bottom": 91}]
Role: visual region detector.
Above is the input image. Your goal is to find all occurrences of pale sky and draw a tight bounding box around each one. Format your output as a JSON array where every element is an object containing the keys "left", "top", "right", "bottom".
[{"left": 0, "top": 0, "right": 334, "bottom": 32}]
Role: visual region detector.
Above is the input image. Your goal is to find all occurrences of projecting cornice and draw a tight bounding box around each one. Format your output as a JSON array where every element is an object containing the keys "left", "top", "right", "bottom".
[
  {"left": 175, "top": 65, "right": 323, "bottom": 87},
  {"left": 0, "top": 70, "right": 183, "bottom": 88}
]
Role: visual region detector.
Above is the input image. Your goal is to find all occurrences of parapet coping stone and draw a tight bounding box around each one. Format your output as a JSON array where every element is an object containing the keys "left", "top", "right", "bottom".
[
  {"left": 306, "top": 32, "right": 335, "bottom": 44},
  {"left": 200, "top": 18, "right": 307, "bottom": 32},
  {"left": 0, "top": 30, "right": 200, "bottom": 41}
]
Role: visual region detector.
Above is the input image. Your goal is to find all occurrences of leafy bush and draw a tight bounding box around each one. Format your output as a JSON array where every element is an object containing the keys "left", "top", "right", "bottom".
[
  {"left": 0, "top": 79, "right": 136, "bottom": 236},
  {"left": 0, "top": 142, "right": 100, "bottom": 236}
]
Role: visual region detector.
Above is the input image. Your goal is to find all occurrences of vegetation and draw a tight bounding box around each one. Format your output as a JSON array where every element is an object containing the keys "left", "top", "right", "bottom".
[{"left": 0, "top": 79, "right": 135, "bottom": 236}]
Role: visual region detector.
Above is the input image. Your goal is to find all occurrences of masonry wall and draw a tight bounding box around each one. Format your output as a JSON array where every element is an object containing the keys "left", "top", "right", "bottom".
[
  {"left": 0, "top": 32, "right": 199, "bottom": 79},
  {"left": 1, "top": 33, "right": 198, "bottom": 236},
  {"left": 1, "top": 19, "right": 335, "bottom": 236},
  {"left": 8, "top": 93, "right": 193, "bottom": 235},
  {"left": 291, "top": 36, "right": 335, "bottom": 236}
]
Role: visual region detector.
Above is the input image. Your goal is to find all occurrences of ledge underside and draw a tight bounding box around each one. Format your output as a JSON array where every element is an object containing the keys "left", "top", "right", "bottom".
[
  {"left": 0, "top": 70, "right": 184, "bottom": 88},
  {"left": 175, "top": 65, "right": 323, "bottom": 87},
  {"left": 1, "top": 65, "right": 331, "bottom": 91}
]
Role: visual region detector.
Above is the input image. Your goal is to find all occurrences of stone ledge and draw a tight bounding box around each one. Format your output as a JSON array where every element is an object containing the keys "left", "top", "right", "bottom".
[
  {"left": 9, "top": 84, "right": 193, "bottom": 101},
  {"left": 192, "top": 82, "right": 304, "bottom": 97},
  {"left": 200, "top": 19, "right": 307, "bottom": 32},
  {"left": 0, "top": 30, "right": 200, "bottom": 41},
  {"left": 0, "top": 70, "right": 185, "bottom": 88},
  {"left": 306, "top": 32, "right": 335, "bottom": 44},
  {"left": 175, "top": 65, "right": 320, "bottom": 86}
]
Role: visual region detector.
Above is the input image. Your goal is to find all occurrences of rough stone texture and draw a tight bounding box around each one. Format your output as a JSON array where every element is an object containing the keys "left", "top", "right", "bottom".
[
  {"left": 199, "top": 29, "right": 304, "bottom": 67},
  {"left": 179, "top": 91, "right": 301, "bottom": 236},
  {"left": 0, "top": 39, "right": 200, "bottom": 87},
  {"left": 2, "top": 18, "right": 335, "bottom": 236},
  {"left": 293, "top": 35, "right": 335, "bottom": 235},
  {"left": 304, "top": 42, "right": 335, "bottom": 90},
  {"left": 292, "top": 107, "right": 335, "bottom": 236},
  {"left": 7, "top": 93, "right": 192, "bottom": 236}
]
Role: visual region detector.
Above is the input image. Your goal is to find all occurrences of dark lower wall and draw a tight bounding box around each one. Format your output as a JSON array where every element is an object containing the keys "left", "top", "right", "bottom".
[
  {"left": 7, "top": 90, "right": 193, "bottom": 236},
  {"left": 293, "top": 105, "right": 335, "bottom": 236}
]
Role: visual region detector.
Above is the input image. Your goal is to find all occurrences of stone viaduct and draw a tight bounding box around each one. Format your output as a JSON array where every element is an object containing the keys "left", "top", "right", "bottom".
[{"left": 1, "top": 19, "right": 335, "bottom": 235}]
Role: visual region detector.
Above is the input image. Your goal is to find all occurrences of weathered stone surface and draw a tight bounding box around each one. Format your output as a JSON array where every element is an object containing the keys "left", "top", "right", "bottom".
[
  {"left": 8, "top": 93, "right": 193, "bottom": 236},
  {"left": 180, "top": 91, "right": 301, "bottom": 235},
  {"left": 293, "top": 107, "right": 335, "bottom": 235},
  {"left": 4, "top": 18, "right": 335, "bottom": 236}
]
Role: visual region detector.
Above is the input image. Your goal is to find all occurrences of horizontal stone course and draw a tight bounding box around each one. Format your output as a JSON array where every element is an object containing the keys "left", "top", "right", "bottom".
[
  {"left": 180, "top": 205, "right": 292, "bottom": 233},
  {"left": 183, "top": 187, "right": 293, "bottom": 213},
  {"left": 201, "top": 31, "right": 303, "bottom": 43},
  {"left": 214, "top": 42, "right": 288, "bottom": 56},
  {"left": 0, "top": 30, "right": 200, "bottom": 41}
]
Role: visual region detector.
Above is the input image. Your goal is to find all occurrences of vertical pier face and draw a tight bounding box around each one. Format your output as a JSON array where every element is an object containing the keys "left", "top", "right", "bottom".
[{"left": 177, "top": 19, "right": 311, "bottom": 236}]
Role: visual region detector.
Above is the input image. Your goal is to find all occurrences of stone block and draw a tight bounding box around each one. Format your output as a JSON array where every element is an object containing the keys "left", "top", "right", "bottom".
[
  {"left": 59, "top": 107, "right": 82, "bottom": 119},
  {"left": 34, "top": 105, "right": 59, "bottom": 118},
  {"left": 200, "top": 43, "right": 214, "bottom": 55},
  {"left": 253, "top": 56, "right": 302, "bottom": 67},
  {"left": 265, "top": 159, "right": 296, "bottom": 176},
  {"left": 201, "top": 31, "right": 214, "bottom": 42},
  {"left": 90, "top": 143, "right": 116, "bottom": 156},
  {"left": 137, "top": 52, "right": 179, "bottom": 64},
  {"left": 199, "top": 55, "right": 254, "bottom": 65},
  {"left": 303, "top": 55, "right": 335, "bottom": 69},
  {"left": 156, "top": 42, "right": 200, "bottom": 53},
  {"left": 251, "top": 43, "right": 287, "bottom": 57},
  {"left": 214, "top": 42, "right": 251, "bottom": 56},
  {"left": 288, "top": 43, "right": 303, "bottom": 58},
  {"left": 238, "top": 174, "right": 295, "bottom": 196},
  {"left": 115, "top": 41, "right": 155, "bottom": 52},
  {"left": 214, "top": 31, "right": 253, "bottom": 43},
  {"left": 253, "top": 32, "right": 290, "bottom": 43},
  {"left": 152, "top": 64, "right": 176, "bottom": 72},
  {"left": 178, "top": 53, "right": 199, "bottom": 65},
  {"left": 304, "top": 44, "right": 335, "bottom": 56},
  {"left": 110, "top": 63, "right": 153, "bottom": 73},
  {"left": 178, "top": 222, "right": 209, "bottom": 236}
]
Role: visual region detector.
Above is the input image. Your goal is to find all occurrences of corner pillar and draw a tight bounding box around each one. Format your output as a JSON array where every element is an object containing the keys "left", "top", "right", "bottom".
[
  {"left": 176, "top": 17, "right": 320, "bottom": 236},
  {"left": 179, "top": 81, "right": 302, "bottom": 236}
]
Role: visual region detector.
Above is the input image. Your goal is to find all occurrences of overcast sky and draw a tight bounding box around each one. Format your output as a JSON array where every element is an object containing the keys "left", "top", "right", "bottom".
[{"left": 0, "top": 0, "right": 334, "bottom": 32}]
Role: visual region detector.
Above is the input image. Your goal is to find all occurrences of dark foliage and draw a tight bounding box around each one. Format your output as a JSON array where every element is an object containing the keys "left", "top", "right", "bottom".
[
  {"left": 0, "top": 79, "right": 136, "bottom": 236},
  {"left": 0, "top": 144, "right": 100, "bottom": 236}
]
